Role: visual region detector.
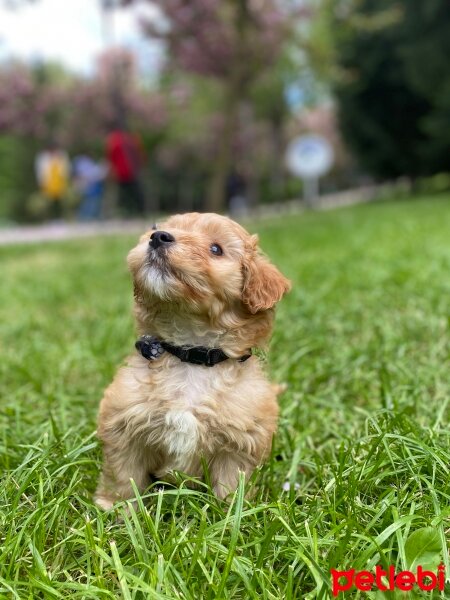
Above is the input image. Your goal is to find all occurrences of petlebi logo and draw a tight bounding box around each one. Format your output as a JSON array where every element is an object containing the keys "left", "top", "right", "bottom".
[
  {"left": 331, "top": 564, "right": 445, "bottom": 596},
  {"left": 330, "top": 527, "right": 448, "bottom": 596}
]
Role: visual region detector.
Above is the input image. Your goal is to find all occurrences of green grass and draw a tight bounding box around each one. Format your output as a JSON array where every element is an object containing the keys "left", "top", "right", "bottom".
[{"left": 0, "top": 195, "right": 449, "bottom": 599}]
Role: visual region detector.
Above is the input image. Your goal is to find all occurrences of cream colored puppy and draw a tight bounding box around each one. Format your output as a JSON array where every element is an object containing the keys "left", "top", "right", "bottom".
[{"left": 95, "top": 212, "right": 290, "bottom": 509}]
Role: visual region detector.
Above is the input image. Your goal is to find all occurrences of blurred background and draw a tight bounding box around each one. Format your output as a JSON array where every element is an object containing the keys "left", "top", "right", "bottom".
[{"left": 0, "top": 0, "right": 449, "bottom": 224}]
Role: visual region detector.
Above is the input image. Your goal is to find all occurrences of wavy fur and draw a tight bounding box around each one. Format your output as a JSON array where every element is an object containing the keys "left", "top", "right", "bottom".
[{"left": 95, "top": 212, "right": 290, "bottom": 508}]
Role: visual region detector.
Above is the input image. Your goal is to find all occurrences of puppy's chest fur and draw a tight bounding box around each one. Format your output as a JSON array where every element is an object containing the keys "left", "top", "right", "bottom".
[
  {"left": 126, "top": 357, "right": 251, "bottom": 459},
  {"left": 100, "top": 352, "right": 277, "bottom": 480},
  {"left": 151, "top": 364, "right": 217, "bottom": 458}
]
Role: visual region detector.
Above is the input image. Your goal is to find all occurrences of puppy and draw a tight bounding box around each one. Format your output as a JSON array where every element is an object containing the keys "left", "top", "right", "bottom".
[{"left": 95, "top": 212, "right": 290, "bottom": 509}]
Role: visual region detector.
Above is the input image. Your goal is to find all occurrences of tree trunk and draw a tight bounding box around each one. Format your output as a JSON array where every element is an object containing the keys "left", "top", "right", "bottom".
[
  {"left": 178, "top": 171, "right": 195, "bottom": 212},
  {"left": 205, "top": 86, "right": 239, "bottom": 213},
  {"left": 270, "top": 119, "right": 286, "bottom": 201},
  {"left": 206, "top": 0, "right": 251, "bottom": 213}
]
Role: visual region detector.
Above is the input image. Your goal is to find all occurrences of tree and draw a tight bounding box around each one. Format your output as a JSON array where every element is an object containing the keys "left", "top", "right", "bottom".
[
  {"left": 0, "top": 56, "right": 167, "bottom": 220},
  {"left": 250, "top": 52, "right": 298, "bottom": 200},
  {"left": 0, "top": 54, "right": 167, "bottom": 151},
  {"left": 329, "top": 0, "right": 450, "bottom": 179},
  {"left": 66, "top": 49, "right": 167, "bottom": 153},
  {"left": 124, "top": 0, "right": 296, "bottom": 211}
]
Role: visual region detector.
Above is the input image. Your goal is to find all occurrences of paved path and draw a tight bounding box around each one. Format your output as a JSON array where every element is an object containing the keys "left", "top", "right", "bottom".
[
  {"left": 0, "top": 184, "right": 388, "bottom": 246},
  {"left": 0, "top": 219, "right": 150, "bottom": 246}
]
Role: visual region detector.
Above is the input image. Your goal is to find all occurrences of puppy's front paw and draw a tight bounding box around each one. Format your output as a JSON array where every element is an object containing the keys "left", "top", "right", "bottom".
[{"left": 94, "top": 494, "right": 115, "bottom": 511}]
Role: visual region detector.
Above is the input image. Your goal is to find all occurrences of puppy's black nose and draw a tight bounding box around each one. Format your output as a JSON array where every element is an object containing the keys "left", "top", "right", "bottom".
[{"left": 150, "top": 230, "right": 175, "bottom": 249}]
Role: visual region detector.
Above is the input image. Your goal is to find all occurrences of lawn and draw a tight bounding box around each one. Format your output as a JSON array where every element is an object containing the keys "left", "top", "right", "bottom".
[{"left": 0, "top": 195, "right": 449, "bottom": 599}]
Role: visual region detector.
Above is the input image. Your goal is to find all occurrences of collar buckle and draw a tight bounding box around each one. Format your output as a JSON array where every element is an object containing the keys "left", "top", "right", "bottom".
[{"left": 205, "top": 348, "right": 217, "bottom": 367}]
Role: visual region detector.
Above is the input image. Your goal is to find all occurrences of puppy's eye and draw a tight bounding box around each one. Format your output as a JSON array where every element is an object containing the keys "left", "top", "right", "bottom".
[{"left": 210, "top": 243, "right": 223, "bottom": 256}]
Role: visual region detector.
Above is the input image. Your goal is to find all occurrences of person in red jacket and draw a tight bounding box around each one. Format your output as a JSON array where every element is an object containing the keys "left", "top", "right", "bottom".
[{"left": 106, "top": 127, "right": 146, "bottom": 217}]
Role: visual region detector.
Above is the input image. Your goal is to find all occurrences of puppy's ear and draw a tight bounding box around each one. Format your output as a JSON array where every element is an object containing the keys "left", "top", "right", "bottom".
[{"left": 242, "top": 237, "right": 291, "bottom": 314}]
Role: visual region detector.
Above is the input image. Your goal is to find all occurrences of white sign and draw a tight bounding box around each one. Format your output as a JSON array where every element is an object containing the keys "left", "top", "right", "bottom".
[{"left": 285, "top": 135, "right": 334, "bottom": 179}]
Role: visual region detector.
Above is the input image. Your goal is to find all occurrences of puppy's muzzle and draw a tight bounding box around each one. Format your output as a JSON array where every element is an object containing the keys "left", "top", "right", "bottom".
[{"left": 150, "top": 230, "right": 175, "bottom": 250}]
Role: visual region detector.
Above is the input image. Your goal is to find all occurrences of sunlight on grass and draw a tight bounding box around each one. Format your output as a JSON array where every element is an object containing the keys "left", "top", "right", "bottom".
[{"left": 0, "top": 196, "right": 449, "bottom": 598}]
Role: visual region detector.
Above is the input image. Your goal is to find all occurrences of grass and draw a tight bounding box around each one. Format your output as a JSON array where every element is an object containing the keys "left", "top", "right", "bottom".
[{"left": 0, "top": 194, "right": 449, "bottom": 599}]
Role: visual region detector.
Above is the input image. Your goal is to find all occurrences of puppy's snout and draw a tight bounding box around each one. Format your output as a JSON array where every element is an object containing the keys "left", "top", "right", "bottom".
[{"left": 150, "top": 230, "right": 175, "bottom": 250}]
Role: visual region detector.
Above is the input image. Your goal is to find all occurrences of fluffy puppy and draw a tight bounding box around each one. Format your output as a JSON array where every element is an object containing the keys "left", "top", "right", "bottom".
[{"left": 95, "top": 212, "right": 290, "bottom": 509}]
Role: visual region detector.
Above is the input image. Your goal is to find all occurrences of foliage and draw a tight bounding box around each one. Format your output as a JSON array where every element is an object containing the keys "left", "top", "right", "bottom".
[
  {"left": 124, "top": 0, "right": 307, "bottom": 210},
  {"left": 0, "top": 2, "right": 318, "bottom": 219},
  {"left": 404, "top": 527, "right": 442, "bottom": 572},
  {"left": 0, "top": 134, "right": 39, "bottom": 222},
  {"left": 129, "top": 0, "right": 289, "bottom": 80},
  {"left": 1, "top": 196, "right": 449, "bottom": 597},
  {"left": 327, "top": 0, "right": 450, "bottom": 178},
  {"left": 0, "top": 53, "right": 168, "bottom": 221},
  {"left": 66, "top": 49, "right": 168, "bottom": 155},
  {"left": 0, "top": 53, "right": 167, "bottom": 153}
]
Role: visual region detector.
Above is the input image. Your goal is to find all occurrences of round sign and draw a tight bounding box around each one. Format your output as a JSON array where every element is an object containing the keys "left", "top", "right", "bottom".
[{"left": 285, "top": 134, "right": 334, "bottom": 179}]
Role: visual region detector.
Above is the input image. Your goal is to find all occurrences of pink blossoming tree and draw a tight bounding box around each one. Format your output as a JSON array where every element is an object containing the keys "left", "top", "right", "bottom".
[{"left": 123, "top": 0, "right": 301, "bottom": 210}]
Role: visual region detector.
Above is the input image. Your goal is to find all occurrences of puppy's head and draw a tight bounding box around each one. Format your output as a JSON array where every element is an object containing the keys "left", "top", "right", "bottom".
[{"left": 128, "top": 212, "right": 290, "bottom": 322}]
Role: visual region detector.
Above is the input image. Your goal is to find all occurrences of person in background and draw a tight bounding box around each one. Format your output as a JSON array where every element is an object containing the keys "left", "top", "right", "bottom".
[
  {"left": 106, "top": 125, "right": 146, "bottom": 217},
  {"left": 35, "top": 142, "right": 70, "bottom": 220},
  {"left": 226, "top": 167, "right": 249, "bottom": 217},
  {"left": 73, "top": 155, "right": 107, "bottom": 221}
]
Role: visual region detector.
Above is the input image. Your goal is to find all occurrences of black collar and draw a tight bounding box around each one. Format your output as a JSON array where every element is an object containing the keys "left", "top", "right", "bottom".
[{"left": 135, "top": 335, "right": 251, "bottom": 367}]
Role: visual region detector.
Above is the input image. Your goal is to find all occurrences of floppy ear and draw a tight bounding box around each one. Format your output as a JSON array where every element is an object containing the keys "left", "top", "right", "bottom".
[{"left": 242, "top": 252, "right": 291, "bottom": 314}]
